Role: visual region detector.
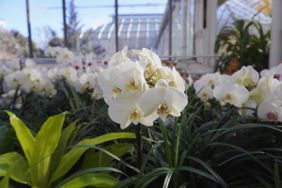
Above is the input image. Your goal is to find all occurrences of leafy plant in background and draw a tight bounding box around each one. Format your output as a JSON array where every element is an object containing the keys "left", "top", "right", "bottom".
[
  {"left": 117, "top": 89, "right": 282, "bottom": 188},
  {"left": 215, "top": 20, "right": 270, "bottom": 73},
  {"left": 0, "top": 112, "right": 136, "bottom": 188}
]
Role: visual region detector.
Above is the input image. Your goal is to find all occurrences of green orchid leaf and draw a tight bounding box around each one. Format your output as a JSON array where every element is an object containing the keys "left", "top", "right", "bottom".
[
  {"left": 0, "top": 152, "right": 30, "bottom": 185},
  {"left": 50, "top": 121, "right": 77, "bottom": 175},
  {"left": 59, "top": 173, "right": 118, "bottom": 188},
  {"left": 30, "top": 112, "right": 67, "bottom": 187},
  {"left": 5, "top": 111, "right": 35, "bottom": 164},
  {"left": 51, "top": 132, "right": 135, "bottom": 182},
  {"left": 0, "top": 174, "right": 9, "bottom": 188}
]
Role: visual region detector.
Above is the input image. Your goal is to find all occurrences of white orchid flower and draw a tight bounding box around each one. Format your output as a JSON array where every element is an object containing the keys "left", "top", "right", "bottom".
[
  {"left": 213, "top": 83, "right": 249, "bottom": 108},
  {"left": 98, "top": 60, "right": 147, "bottom": 104},
  {"left": 232, "top": 66, "right": 259, "bottom": 89},
  {"left": 157, "top": 66, "right": 186, "bottom": 93},
  {"left": 193, "top": 72, "right": 231, "bottom": 102},
  {"left": 4, "top": 71, "right": 25, "bottom": 89},
  {"left": 133, "top": 48, "right": 162, "bottom": 79},
  {"left": 139, "top": 79, "right": 188, "bottom": 121},
  {"left": 109, "top": 46, "right": 131, "bottom": 66},
  {"left": 197, "top": 86, "right": 213, "bottom": 103},
  {"left": 58, "top": 67, "right": 78, "bottom": 84},
  {"left": 249, "top": 76, "right": 280, "bottom": 104},
  {"left": 260, "top": 64, "right": 282, "bottom": 80},
  {"left": 257, "top": 98, "right": 282, "bottom": 122},
  {"left": 194, "top": 72, "right": 230, "bottom": 92},
  {"left": 47, "top": 67, "right": 59, "bottom": 81},
  {"left": 108, "top": 96, "right": 158, "bottom": 129}
]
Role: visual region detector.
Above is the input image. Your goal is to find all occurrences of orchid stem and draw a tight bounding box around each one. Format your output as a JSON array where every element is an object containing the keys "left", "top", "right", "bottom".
[{"left": 135, "top": 124, "right": 142, "bottom": 168}]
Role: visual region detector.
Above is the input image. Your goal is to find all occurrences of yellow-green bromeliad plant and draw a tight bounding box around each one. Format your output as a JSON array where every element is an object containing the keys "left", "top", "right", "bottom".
[{"left": 0, "top": 112, "right": 136, "bottom": 188}]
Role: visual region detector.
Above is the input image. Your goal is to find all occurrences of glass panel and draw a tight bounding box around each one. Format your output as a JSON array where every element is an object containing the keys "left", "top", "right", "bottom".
[
  {"left": 118, "top": 0, "right": 166, "bottom": 50},
  {"left": 74, "top": 0, "right": 115, "bottom": 60},
  {"left": 217, "top": 0, "right": 272, "bottom": 32}
]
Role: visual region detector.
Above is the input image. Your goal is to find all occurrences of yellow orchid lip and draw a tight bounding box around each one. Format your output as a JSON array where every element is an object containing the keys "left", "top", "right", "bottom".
[
  {"left": 129, "top": 109, "right": 142, "bottom": 121},
  {"left": 157, "top": 103, "right": 170, "bottom": 116},
  {"left": 111, "top": 86, "right": 122, "bottom": 94},
  {"left": 126, "top": 80, "right": 139, "bottom": 90}
]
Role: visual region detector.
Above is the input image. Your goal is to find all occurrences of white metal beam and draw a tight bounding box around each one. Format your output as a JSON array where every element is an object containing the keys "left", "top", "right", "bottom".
[
  {"left": 194, "top": 0, "right": 217, "bottom": 66},
  {"left": 269, "top": 0, "right": 282, "bottom": 67}
]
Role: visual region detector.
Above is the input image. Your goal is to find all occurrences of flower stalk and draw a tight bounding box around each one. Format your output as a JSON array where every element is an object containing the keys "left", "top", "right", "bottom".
[{"left": 135, "top": 124, "right": 143, "bottom": 168}]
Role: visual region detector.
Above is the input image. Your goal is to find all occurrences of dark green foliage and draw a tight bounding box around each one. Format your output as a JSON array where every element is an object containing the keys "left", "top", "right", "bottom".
[{"left": 118, "top": 88, "right": 282, "bottom": 187}]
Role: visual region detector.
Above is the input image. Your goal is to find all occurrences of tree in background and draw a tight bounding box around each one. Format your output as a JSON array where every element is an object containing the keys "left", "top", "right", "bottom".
[
  {"left": 67, "top": 0, "right": 83, "bottom": 52},
  {"left": 47, "top": 27, "right": 64, "bottom": 47}
]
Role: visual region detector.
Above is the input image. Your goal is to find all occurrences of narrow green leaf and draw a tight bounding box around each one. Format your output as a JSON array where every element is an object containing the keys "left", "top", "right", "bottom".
[
  {"left": 158, "top": 119, "right": 173, "bottom": 166},
  {"left": 274, "top": 161, "right": 281, "bottom": 188},
  {"left": 163, "top": 168, "right": 174, "bottom": 188},
  {"left": 81, "top": 145, "right": 139, "bottom": 173},
  {"left": 5, "top": 111, "right": 35, "bottom": 164},
  {"left": 136, "top": 167, "right": 169, "bottom": 188},
  {"left": 178, "top": 166, "right": 219, "bottom": 183},
  {"left": 30, "top": 113, "right": 66, "bottom": 187},
  {"left": 51, "top": 132, "right": 136, "bottom": 182},
  {"left": 81, "top": 143, "right": 133, "bottom": 169},
  {"left": 59, "top": 173, "right": 118, "bottom": 188},
  {"left": 187, "top": 157, "right": 228, "bottom": 187}
]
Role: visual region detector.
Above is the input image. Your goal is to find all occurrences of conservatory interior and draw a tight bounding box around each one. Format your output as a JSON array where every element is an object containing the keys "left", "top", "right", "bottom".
[{"left": 1, "top": 0, "right": 282, "bottom": 187}]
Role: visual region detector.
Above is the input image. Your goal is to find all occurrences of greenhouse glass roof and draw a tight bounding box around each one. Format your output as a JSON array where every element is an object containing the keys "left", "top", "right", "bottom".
[
  {"left": 217, "top": 0, "right": 272, "bottom": 31},
  {"left": 92, "top": 14, "right": 162, "bottom": 49}
]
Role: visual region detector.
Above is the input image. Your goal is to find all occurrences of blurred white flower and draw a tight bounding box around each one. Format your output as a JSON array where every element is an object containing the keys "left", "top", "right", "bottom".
[
  {"left": 45, "top": 46, "right": 74, "bottom": 65},
  {"left": 194, "top": 72, "right": 231, "bottom": 102},
  {"left": 109, "top": 47, "right": 131, "bottom": 66},
  {"left": 4, "top": 71, "right": 24, "bottom": 89},
  {"left": 197, "top": 86, "right": 213, "bottom": 102},
  {"left": 134, "top": 48, "right": 162, "bottom": 78},
  {"left": 158, "top": 66, "right": 186, "bottom": 93},
  {"left": 232, "top": 66, "right": 259, "bottom": 89},
  {"left": 260, "top": 64, "right": 282, "bottom": 80},
  {"left": 25, "top": 58, "right": 36, "bottom": 67},
  {"left": 257, "top": 98, "right": 282, "bottom": 122},
  {"left": 249, "top": 75, "right": 280, "bottom": 104},
  {"left": 213, "top": 83, "right": 249, "bottom": 108}
]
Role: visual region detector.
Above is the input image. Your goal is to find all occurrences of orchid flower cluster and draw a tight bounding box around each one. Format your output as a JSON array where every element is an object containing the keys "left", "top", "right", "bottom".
[
  {"left": 98, "top": 47, "right": 188, "bottom": 129},
  {"left": 45, "top": 46, "right": 75, "bottom": 65},
  {"left": 1, "top": 47, "right": 105, "bottom": 105},
  {"left": 4, "top": 59, "right": 57, "bottom": 97},
  {"left": 194, "top": 64, "right": 282, "bottom": 122}
]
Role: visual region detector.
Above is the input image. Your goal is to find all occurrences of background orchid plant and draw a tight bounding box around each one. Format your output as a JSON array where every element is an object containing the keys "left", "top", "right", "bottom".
[{"left": 194, "top": 64, "right": 282, "bottom": 123}]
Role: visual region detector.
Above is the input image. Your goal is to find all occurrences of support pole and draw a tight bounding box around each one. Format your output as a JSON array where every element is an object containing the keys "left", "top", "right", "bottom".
[
  {"left": 115, "top": 0, "right": 119, "bottom": 52},
  {"left": 194, "top": 0, "right": 217, "bottom": 65},
  {"left": 269, "top": 0, "right": 282, "bottom": 67},
  {"left": 168, "top": 0, "right": 173, "bottom": 58},
  {"left": 25, "top": 0, "right": 33, "bottom": 58},
  {"left": 62, "top": 0, "right": 68, "bottom": 48},
  {"left": 181, "top": 0, "right": 188, "bottom": 56}
]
